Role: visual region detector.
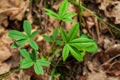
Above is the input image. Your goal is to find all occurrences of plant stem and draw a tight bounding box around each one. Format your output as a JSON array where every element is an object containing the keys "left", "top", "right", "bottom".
[
  {"left": 49, "top": 57, "right": 61, "bottom": 80},
  {"left": 78, "top": 0, "right": 84, "bottom": 35}
]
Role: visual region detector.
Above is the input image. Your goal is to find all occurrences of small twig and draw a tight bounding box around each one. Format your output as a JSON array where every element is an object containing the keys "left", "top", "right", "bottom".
[
  {"left": 99, "top": 54, "right": 120, "bottom": 69},
  {"left": 108, "top": 61, "right": 120, "bottom": 70},
  {"left": 0, "top": 8, "right": 19, "bottom": 14}
]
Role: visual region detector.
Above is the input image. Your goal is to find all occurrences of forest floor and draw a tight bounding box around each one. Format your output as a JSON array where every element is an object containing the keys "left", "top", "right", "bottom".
[{"left": 0, "top": 0, "right": 120, "bottom": 80}]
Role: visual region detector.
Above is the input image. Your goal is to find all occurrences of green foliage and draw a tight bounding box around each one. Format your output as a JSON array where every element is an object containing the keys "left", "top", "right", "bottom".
[
  {"left": 23, "top": 20, "right": 32, "bottom": 36},
  {"left": 62, "top": 44, "right": 69, "bottom": 61},
  {"left": 20, "top": 49, "right": 50, "bottom": 75},
  {"left": 45, "top": 9, "right": 59, "bottom": 19},
  {"left": 45, "top": 0, "right": 77, "bottom": 22},
  {"left": 50, "top": 68, "right": 61, "bottom": 80},
  {"left": 43, "top": 28, "right": 63, "bottom": 46},
  {"left": 60, "top": 23, "right": 98, "bottom": 61},
  {"left": 8, "top": 20, "right": 39, "bottom": 50},
  {"left": 7, "top": 0, "right": 98, "bottom": 77},
  {"left": 8, "top": 30, "right": 27, "bottom": 40},
  {"left": 8, "top": 20, "right": 50, "bottom": 75}
]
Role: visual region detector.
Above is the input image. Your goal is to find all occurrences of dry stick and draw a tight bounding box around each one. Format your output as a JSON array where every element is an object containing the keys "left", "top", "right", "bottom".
[
  {"left": 99, "top": 54, "right": 120, "bottom": 69},
  {"left": 109, "top": 61, "right": 120, "bottom": 69},
  {"left": 78, "top": 0, "right": 82, "bottom": 27},
  {"left": 0, "top": 8, "right": 19, "bottom": 14},
  {"left": 95, "top": 18, "right": 101, "bottom": 40}
]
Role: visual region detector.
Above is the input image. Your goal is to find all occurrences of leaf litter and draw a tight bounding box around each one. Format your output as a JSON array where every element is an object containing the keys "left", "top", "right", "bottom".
[{"left": 0, "top": 0, "right": 120, "bottom": 80}]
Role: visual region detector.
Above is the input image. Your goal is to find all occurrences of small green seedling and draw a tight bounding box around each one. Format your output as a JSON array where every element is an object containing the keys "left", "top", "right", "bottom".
[
  {"left": 49, "top": 68, "right": 61, "bottom": 80},
  {"left": 60, "top": 23, "right": 98, "bottom": 61},
  {"left": 8, "top": 20, "right": 39, "bottom": 50},
  {"left": 20, "top": 49, "right": 50, "bottom": 75},
  {"left": 45, "top": 0, "right": 77, "bottom": 22},
  {"left": 8, "top": 20, "right": 50, "bottom": 75},
  {"left": 43, "top": 28, "right": 62, "bottom": 45}
]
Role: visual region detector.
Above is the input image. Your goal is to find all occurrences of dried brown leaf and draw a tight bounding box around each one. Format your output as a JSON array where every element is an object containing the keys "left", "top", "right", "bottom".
[{"left": 99, "top": 0, "right": 120, "bottom": 24}]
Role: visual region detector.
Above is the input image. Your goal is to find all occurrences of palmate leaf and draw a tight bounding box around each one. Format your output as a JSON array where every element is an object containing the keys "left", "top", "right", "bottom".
[
  {"left": 52, "top": 28, "right": 58, "bottom": 41},
  {"left": 69, "top": 38, "right": 98, "bottom": 53},
  {"left": 45, "top": 8, "right": 59, "bottom": 19},
  {"left": 60, "top": 28, "right": 67, "bottom": 42},
  {"left": 11, "top": 43, "right": 19, "bottom": 48},
  {"left": 30, "top": 50, "right": 37, "bottom": 61},
  {"left": 62, "top": 44, "right": 69, "bottom": 61},
  {"left": 62, "top": 12, "right": 77, "bottom": 22},
  {"left": 37, "top": 58, "right": 51, "bottom": 66},
  {"left": 34, "top": 61, "right": 44, "bottom": 75},
  {"left": 63, "top": 12, "right": 77, "bottom": 18},
  {"left": 86, "top": 43, "right": 98, "bottom": 52},
  {"left": 55, "top": 40, "right": 63, "bottom": 46},
  {"left": 67, "top": 23, "right": 79, "bottom": 41},
  {"left": 43, "top": 35, "right": 53, "bottom": 42},
  {"left": 31, "top": 30, "right": 39, "bottom": 38},
  {"left": 23, "top": 20, "right": 32, "bottom": 36},
  {"left": 34, "top": 57, "right": 50, "bottom": 75},
  {"left": 29, "top": 39, "right": 39, "bottom": 50},
  {"left": 69, "top": 37, "right": 94, "bottom": 43},
  {"left": 62, "top": 18, "right": 74, "bottom": 22},
  {"left": 8, "top": 30, "right": 27, "bottom": 40},
  {"left": 19, "top": 49, "right": 31, "bottom": 58},
  {"left": 16, "top": 39, "right": 28, "bottom": 47},
  {"left": 59, "top": 0, "right": 68, "bottom": 18},
  {"left": 20, "top": 58, "right": 34, "bottom": 68},
  {"left": 70, "top": 42, "right": 94, "bottom": 49},
  {"left": 68, "top": 46, "right": 83, "bottom": 61},
  {"left": 79, "top": 50, "right": 86, "bottom": 57}
]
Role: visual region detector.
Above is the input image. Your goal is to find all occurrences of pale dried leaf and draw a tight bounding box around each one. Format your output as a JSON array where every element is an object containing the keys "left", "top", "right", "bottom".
[
  {"left": 0, "top": 0, "right": 29, "bottom": 21},
  {"left": 99, "top": 0, "right": 120, "bottom": 24},
  {"left": 0, "top": 41, "right": 12, "bottom": 63},
  {"left": 0, "top": 63, "right": 11, "bottom": 75}
]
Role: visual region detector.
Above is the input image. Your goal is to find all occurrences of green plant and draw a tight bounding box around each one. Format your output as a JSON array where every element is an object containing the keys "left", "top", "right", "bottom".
[
  {"left": 43, "top": 28, "right": 62, "bottom": 46},
  {"left": 8, "top": 20, "right": 50, "bottom": 75},
  {"left": 20, "top": 49, "right": 50, "bottom": 74},
  {"left": 6, "top": 0, "right": 98, "bottom": 79},
  {"left": 45, "top": 0, "right": 77, "bottom": 22},
  {"left": 9, "top": 20, "right": 39, "bottom": 50},
  {"left": 60, "top": 23, "right": 98, "bottom": 61},
  {"left": 44, "top": 0, "right": 98, "bottom": 79},
  {"left": 49, "top": 68, "right": 61, "bottom": 80},
  {"left": 43, "top": 24, "right": 98, "bottom": 62}
]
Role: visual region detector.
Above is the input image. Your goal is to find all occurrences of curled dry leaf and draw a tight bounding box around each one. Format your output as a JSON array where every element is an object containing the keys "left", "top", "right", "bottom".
[
  {"left": 0, "top": 63, "right": 11, "bottom": 75},
  {"left": 99, "top": 44, "right": 120, "bottom": 64},
  {"left": 86, "top": 61, "right": 107, "bottom": 80},
  {"left": 0, "top": 40, "right": 12, "bottom": 63},
  {"left": 0, "top": 26, "right": 13, "bottom": 63},
  {"left": 108, "top": 76, "right": 120, "bottom": 80},
  {"left": 86, "top": 17, "right": 95, "bottom": 29},
  {"left": 107, "top": 61, "right": 120, "bottom": 76},
  {"left": 105, "top": 44, "right": 120, "bottom": 57},
  {"left": 104, "top": 37, "right": 114, "bottom": 49},
  {"left": 87, "top": 71, "right": 106, "bottom": 80},
  {"left": 0, "top": 0, "right": 30, "bottom": 24},
  {"left": 99, "top": 0, "right": 120, "bottom": 24}
]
